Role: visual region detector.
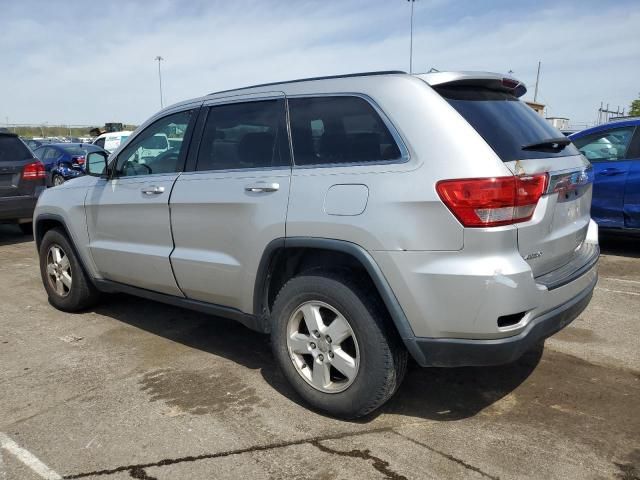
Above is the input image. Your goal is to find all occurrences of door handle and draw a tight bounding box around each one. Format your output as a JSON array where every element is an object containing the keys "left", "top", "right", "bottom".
[
  {"left": 141, "top": 185, "right": 165, "bottom": 195},
  {"left": 245, "top": 182, "right": 280, "bottom": 193},
  {"left": 600, "top": 168, "right": 624, "bottom": 176}
]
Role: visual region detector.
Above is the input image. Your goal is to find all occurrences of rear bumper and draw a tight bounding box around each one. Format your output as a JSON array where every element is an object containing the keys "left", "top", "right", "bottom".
[
  {"left": 0, "top": 194, "right": 39, "bottom": 222},
  {"left": 404, "top": 271, "right": 596, "bottom": 367}
]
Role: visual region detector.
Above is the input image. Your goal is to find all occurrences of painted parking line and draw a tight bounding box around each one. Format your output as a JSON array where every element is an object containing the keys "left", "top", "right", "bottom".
[
  {"left": 0, "top": 433, "right": 61, "bottom": 480},
  {"left": 595, "top": 287, "right": 640, "bottom": 297}
]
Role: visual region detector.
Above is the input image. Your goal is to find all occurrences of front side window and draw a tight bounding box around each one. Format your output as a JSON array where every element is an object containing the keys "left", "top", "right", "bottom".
[
  {"left": 572, "top": 127, "right": 635, "bottom": 162},
  {"left": 195, "top": 99, "right": 290, "bottom": 171},
  {"left": 114, "top": 111, "right": 191, "bottom": 177},
  {"left": 288, "top": 96, "right": 402, "bottom": 166},
  {"left": 94, "top": 137, "right": 105, "bottom": 149}
]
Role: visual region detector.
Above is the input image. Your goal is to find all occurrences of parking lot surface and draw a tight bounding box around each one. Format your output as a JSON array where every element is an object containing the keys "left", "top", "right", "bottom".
[{"left": 0, "top": 226, "right": 638, "bottom": 479}]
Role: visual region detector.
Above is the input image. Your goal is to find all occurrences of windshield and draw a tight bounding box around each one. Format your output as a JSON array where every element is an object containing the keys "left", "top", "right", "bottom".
[
  {"left": 0, "top": 135, "right": 33, "bottom": 161},
  {"left": 436, "top": 86, "right": 579, "bottom": 161}
]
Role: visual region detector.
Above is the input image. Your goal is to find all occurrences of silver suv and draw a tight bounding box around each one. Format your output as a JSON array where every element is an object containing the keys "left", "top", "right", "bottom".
[{"left": 34, "top": 71, "right": 598, "bottom": 418}]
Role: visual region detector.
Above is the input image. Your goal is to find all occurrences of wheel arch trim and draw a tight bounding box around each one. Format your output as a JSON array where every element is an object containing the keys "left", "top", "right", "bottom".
[{"left": 254, "top": 237, "right": 426, "bottom": 363}]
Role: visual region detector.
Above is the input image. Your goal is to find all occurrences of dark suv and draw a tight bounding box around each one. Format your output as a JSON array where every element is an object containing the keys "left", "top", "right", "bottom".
[{"left": 0, "top": 132, "right": 46, "bottom": 234}]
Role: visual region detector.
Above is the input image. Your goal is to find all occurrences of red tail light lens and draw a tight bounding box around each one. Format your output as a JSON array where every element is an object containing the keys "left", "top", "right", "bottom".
[
  {"left": 22, "top": 161, "right": 46, "bottom": 180},
  {"left": 436, "top": 174, "right": 548, "bottom": 227},
  {"left": 72, "top": 155, "right": 85, "bottom": 165}
]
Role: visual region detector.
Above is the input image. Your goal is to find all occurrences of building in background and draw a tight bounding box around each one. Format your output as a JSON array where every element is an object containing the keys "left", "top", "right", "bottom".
[{"left": 526, "top": 101, "right": 545, "bottom": 116}]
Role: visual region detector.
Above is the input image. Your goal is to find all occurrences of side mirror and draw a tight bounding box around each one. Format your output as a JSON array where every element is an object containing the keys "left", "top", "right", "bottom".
[{"left": 86, "top": 151, "right": 108, "bottom": 177}]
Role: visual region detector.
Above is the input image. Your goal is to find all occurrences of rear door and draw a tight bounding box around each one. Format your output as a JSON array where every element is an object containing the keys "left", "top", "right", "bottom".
[
  {"left": 169, "top": 94, "right": 291, "bottom": 313},
  {"left": 572, "top": 126, "right": 636, "bottom": 228},
  {"left": 435, "top": 83, "right": 592, "bottom": 277},
  {"left": 623, "top": 127, "right": 640, "bottom": 228},
  {"left": 85, "top": 109, "right": 196, "bottom": 295},
  {"left": 0, "top": 134, "right": 38, "bottom": 198}
]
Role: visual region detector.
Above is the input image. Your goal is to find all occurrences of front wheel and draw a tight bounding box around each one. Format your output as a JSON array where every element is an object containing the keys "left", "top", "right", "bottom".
[
  {"left": 271, "top": 272, "right": 407, "bottom": 419},
  {"left": 39, "top": 228, "right": 100, "bottom": 311}
]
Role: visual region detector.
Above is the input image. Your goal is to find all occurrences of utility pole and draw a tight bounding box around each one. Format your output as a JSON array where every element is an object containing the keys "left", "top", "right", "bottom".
[
  {"left": 407, "top": 0, "right": 416, "bottom": 74},
  {"left": 155, "top": 56, "right": 164, "bottom": 108},
  {"left": 533, "top": 61, "right": 541, "bottom": 103}
]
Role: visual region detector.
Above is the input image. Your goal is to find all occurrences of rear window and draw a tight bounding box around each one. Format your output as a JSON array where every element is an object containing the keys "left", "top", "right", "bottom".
[
  {"left": 288, "top": 96, "right": 402, "bottom": 166},
  {"left": 0, "top": 135, "right": 33, "bottom": 162},
  {"left": 60, "top": 145, "right": 102, "bottom": 156},
  {"left": 436, "top": 86, "right": 579, "bottom": 161}
]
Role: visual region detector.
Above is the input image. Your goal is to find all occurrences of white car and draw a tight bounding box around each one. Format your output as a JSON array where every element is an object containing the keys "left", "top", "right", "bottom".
[{"left": 92, "top": 131, "right": 132, "bottom": 154}]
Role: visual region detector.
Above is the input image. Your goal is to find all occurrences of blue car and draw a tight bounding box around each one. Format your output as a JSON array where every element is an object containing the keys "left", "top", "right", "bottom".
[
  {"left": 33, "top": 143, "right": 107, "bottom": 187},
  {"left": 570, "top": 120, "right": 640, "bottom": 231}
]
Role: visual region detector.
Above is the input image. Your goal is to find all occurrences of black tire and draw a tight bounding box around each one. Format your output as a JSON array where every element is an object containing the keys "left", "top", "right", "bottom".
[
  {"left": 52, "top": 174, "right": 65, "bottom": 186},
  {"left": 39, "top": 228, "right": 101, "bottom": 312},
  {"left": 271, "top": 272, "right": 407, "bottom": 419},
  {"left": 18, "top": 222, "right": 33, "bottom": 235}
]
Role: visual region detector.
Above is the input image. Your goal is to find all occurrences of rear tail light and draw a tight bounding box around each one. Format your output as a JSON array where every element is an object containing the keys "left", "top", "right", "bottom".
[
  {"left": 436, "top": 174, "right": 548, "bottom": 227},
  {"left": 72, "top": 155, "right": 85, "bottom": 165},
  {"left": 22, "top": 161, "right": 46, "bottom": 180}
]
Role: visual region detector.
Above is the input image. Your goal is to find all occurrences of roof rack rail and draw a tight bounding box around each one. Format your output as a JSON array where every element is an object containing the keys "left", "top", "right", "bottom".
[{"left": 208, "top": 70, "right": 407, "bottom": 96}]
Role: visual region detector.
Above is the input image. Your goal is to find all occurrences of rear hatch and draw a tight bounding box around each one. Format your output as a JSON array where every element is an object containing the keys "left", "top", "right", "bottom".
[
  {"left": 0, "top": 134, "right": 44, "bottom": 198},
  {"left": 425, "top": 72, "right": 593, "bottom": 278}
]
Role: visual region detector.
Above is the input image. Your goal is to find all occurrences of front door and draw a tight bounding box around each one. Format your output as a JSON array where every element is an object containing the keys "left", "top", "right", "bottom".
[
  {"left": 169, "top": 95, "right": 291, "bottom": 313},
  {"left": 85, "top": 109, "right": 196, "bottom": 295}
]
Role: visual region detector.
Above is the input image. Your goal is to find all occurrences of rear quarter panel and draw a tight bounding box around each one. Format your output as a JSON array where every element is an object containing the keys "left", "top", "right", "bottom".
[{"left": 284, "top": 75, "right": 513, "bottom": 252}]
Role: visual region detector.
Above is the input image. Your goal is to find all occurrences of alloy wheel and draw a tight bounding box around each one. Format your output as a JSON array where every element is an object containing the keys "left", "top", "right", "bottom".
[
  {"left": 46, "top": 244, "right": 72, "bottom": 297},
  {"left": 286, "top": 301, "right": 360, "bottom": 393}
]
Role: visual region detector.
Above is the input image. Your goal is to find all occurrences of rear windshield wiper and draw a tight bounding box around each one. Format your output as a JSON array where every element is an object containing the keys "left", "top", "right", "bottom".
[{"left": 522, "top": 137, "right": 571, "bottom": 152}]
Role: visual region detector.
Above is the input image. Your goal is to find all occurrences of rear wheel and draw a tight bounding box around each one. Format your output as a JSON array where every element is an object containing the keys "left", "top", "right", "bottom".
[
  {"left": 39, "top": 228, "right": 100, "bottom": 311},
  {"left": 52, "top": 174, "right": 65, "bottom": 186},
  {"left": 271, "top": 272, "right": 407, "bottom": 419}
]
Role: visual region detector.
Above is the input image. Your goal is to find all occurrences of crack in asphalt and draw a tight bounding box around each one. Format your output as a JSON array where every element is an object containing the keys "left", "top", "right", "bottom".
[
  {"left": 62, "top": 425, "right": 500, "bottom": 479},
  {"left": 395, "top": 433, "right": 500, "bottom": 480},
  {"left": 311, "top": 440, "right": 407, "bottom": 480},
  {"left": 62, "top": 426, "right": 397, "bottom": 479}
]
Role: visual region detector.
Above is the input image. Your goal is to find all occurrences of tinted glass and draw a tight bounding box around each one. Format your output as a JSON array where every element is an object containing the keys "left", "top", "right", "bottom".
[
  {"left": 115, "top": 111, "right": 191, "bottom": 177},
  {"left": 572, "top": 127, "right": 635, "bottom": 162},
  {"left": 93, "top": 137, "right": 105, "bottom": 148},
  {"left": 288, "top": 96, "right": 401, "bottom": 166},
  {"left": 437, "top": 86, "right": 579, "bottom": 161},
  {"left": 0, "top": 135, "right": 33, "bottom": 162},
  {"left": 34, "top": 147, "right": 46, "bottom": 159},
  {"left": 196, "top": 99, "right": 289, "bottom": 171}
]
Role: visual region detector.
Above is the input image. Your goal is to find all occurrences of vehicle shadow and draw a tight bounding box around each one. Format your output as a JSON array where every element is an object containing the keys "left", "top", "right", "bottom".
[
  {"left": 599, "top": 231, "right": 640, "bottom": 258},
  {"left": 0, "top": 224, "right": 33, "bottom": 246},
  {"left": 93, "top": 295, "right": 542, "bottom": 423}
]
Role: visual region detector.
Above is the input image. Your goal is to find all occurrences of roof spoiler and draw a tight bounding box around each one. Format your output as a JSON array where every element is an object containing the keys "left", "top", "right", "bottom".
[{"left": 416, "top": 71, "right": 527, "bottom": 98}]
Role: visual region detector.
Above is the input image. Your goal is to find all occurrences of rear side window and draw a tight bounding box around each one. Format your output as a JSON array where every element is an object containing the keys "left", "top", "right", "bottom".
[
  {"left": 0, "top": 135, "right": 33, "bottom": 162},
  {"left": 288, "top": 96, "right": 402, "bottom": 166},
  {"left": 572, "top": 127, "right": 635, "bottom": 162},
  {"left": 437, "top": 86, "right": 579, "bottom": 161},
  {"left": 196, "top": 99, "right": 290, "bottom": 171}
]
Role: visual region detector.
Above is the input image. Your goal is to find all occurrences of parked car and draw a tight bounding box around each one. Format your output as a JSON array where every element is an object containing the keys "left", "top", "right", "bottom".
[
  {"left": 92, "top": 130, "right": 132, "bottom": 153},
  {"left": 33, "top": 71, "right": 598, "bottom": 418},
  {"left": 569, "top": 120, "right": 640, "bottom": 230},
  {"left": 33, "top": 143, "right": 107, "bottom": 186},
  {"left": 0, "top": 132, "right": 46, "bottom": 233}
]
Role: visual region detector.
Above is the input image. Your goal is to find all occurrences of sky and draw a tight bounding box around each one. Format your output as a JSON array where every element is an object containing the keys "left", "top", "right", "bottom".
[{"left": 1, "top": 0, "right": 639, "bottom": 128}]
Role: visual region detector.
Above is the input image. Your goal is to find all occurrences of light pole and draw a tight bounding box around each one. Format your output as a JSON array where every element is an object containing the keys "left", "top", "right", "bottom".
[
  {"left": 155, "top": 56, "right": 164, "bottom": 108},
  {"left": 407, "top": 0, "right": 416, "bottom": 74}
]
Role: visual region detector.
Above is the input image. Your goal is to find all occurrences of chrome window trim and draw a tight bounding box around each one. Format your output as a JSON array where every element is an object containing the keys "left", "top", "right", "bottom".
[{"left": 285, "top": 93, "right": 411, "bottom": 169}]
